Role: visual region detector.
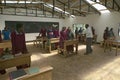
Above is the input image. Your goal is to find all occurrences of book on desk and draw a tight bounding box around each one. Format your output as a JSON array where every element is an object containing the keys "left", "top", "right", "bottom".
[
  {"left": 27, "top": 67, "right": 39, "bottom": 75},
  {"left": 9, "top": 67, "right": 39, "bottom": 80},
  {"left": 9, "top": 69, "right": 27, "bottom": 80},
  {"left": 0, "top": 54, "right": 14, "bottom": 60}
]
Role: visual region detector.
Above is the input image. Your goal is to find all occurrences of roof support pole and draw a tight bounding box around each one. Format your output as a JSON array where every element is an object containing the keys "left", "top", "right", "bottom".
[
  {"left": 105, "top": 0, "right": 107, "bottom": 7},
  {"left": 114, "top": 0, "right": 120, "bottom": 11},
  {"left": 52, "top": 0, "right": 55, "bottom": 17},
  {"left": 79, "top": 0, "right": 82, "bottom": 11},
  {"left": 112, "top": 0, "right": 114, "bottom": 9}
]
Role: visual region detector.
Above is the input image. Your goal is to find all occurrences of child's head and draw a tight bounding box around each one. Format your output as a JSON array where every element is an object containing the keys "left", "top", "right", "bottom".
[{"left": 16, "top": 24, "right": 24, "bottom": 32}]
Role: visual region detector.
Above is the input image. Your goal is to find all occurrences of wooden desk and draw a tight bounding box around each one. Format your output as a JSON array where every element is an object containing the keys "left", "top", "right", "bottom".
[
  {"left": 46, "top": 38, "right": 59, "bottom": 53},
  {"left": 93, "top": 35, "right": 97, "bottom": 43},
  {"left": 0, "top": 54, "right": 31, "bottom": 70},
  {"left": 78, "top": 34, "right": 86, "bottom": 43},
  {"left": 104, "top": 39, "right": 120, "bottom": 56},
  {"left": 104, "top": 39, "right": 113, "bottom": 52},
  {"left": 0, "top": 40, "right": 12, "bottom": 49},
  {"left": 33, "top": 39, "right": 41, "bottom": 47},
  {"left": 33, "top": 37, "right": 47, "bottom": 48},
  {"left": 112, "top": 40, "right": 120, "bottom": 56},
  {"left": 58, "top": 39, "right": 78, "bottom": 56},
  {"left": 13, "top": 66, "right": 53, "bottom": 80}
]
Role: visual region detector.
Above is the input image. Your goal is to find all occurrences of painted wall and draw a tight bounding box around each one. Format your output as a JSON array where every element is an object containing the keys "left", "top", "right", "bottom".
[
  {"left": 0, "top": 15, "right": 65, "bottom": 41},
  {"left": 64, "top": 12, "right": 120, "bottom": 42},
  {"left": 0, "top": 11, "right": 120, "bottom": 42}
]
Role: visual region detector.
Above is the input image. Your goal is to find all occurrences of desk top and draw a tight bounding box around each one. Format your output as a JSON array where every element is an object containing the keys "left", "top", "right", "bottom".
[
  {"left": 13, "top": 66, "right": 53, "bottom": 80},
  {"left": 0, "top": 40, "right": 12, "bottom": 49},
  {"left": 0, "top": 54, "right": 31, "bottom": 61},
  {"left": 113, "top": 40, "right": 120, "bottom": 43}
]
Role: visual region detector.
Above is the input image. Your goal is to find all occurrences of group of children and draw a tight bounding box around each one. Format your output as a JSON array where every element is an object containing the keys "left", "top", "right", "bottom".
[
  {"left": 38, "top": 26, "right": 74, "bottom": 53},
  {"left": 103, "top": 27, "right": 115, "bottom": 41},
  {"left": 0, "top": 25, "right": 28, "bottom": 54},
  {"left": 0, "top": 24, "right": 96, "bottom": 74},
  {"left": 39, "top": 26, "right": 59, "bottom": 39},
  {"left": 0, "top": 24, "right": 28, "bottom": 74}
]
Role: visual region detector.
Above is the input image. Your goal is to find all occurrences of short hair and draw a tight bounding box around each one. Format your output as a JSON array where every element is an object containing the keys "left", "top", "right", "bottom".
[{"left": 85, "top": 24, "right": 89, "bottom": 27}]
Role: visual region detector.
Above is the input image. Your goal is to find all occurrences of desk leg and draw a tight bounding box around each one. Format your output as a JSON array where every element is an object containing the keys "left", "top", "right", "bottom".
[
  {"left": 64, "top": 44, "right": 67, "bottom": 57},
  {"left": 116, "top": 44, "right": 118, "bottom": 56},
  {"left": 48, "top": 43, "right": 51, "bottom": 53},
  {"left": 76, "top": 44, "right": 78, "bottom": 54}
]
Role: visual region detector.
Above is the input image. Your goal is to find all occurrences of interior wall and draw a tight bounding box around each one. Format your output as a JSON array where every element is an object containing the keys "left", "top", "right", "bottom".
[
  {"left": 0, "top": 11, "right": 120, "bottom": 42},
  {"left": 0, "top": 15, "right": 65, "bottom": 41},
  {"left": 65, "top": 12, "right": 120, "bottom": 42}
]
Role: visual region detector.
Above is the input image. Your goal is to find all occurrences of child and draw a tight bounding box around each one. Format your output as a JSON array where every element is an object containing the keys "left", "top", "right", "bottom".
[{"left": 11, "top": 23, "right": 29, "bottom": 69}]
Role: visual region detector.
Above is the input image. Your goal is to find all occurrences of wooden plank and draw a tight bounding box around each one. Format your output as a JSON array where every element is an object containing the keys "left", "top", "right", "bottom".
[
  {"left": 0, "top": 54, "right": 31, "bottom": 70},
  {"left": 46, "top": 38, "right": 59, "bottom": 53},
  {"left": 58, "top": 39, "right": 78, "bottom": 57},
  {"left": 0, "top": 40, "right": 12, "bottom": 49},
  {"left": 16, "top": 66, "right": 53, "bottom": 80}
]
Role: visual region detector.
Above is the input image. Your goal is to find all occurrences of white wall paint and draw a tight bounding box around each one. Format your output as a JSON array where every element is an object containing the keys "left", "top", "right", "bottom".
[
  {"left": 65, "top": 12, "right": 120, "bottom": 42},
  {"left": 0, "top": 12, "right": 120, "bottom": 42},
  {"left": 0, "top": 15, "right": 65, "bottom": 41}
]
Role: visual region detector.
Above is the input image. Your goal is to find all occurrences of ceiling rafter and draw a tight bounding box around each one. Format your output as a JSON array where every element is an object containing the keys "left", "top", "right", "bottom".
[
  {"left": 83, "top": 0, "right": 101, "bottom": 15},
  {"left": 0, "top": 0, "right": 120, "bottom": 18}
]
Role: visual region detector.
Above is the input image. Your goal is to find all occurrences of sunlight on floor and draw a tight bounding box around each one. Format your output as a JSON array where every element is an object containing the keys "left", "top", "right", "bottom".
[
  {"left": 31, "top": 54, "right": 43, "bottom": 61},
  {"left": 31, "top": 52, "right": 58, "bottom": 62},
  {"left": 26, "top": 42, "right": 34, "bottom": 45},
  {"left": 81, "top": 57, "right": 120, "bottom": 80},
  {"left": 77, "top": 45, "right": 94, "bottom": 51},
  {"left": 77, "top": 45, "right": 86, "bottom": 50},
  {"left": 42, "top": 52, "right": 58, "bottom": 58}
]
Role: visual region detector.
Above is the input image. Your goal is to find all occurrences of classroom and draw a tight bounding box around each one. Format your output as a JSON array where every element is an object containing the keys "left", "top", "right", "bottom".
[{"left": 0, "top": 0, "right": 120, "bottom": 80}]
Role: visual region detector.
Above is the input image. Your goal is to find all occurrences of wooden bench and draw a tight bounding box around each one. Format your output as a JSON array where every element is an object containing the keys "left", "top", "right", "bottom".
[
  {"left": 45, "top": 38, "right": 59, "bottom": 53},
  {"left": 11, "top": 66, "right": 53, "bottom": 80},
  {"left": 58, "top": 39, "right": 78, "bottom": 57},
  {"left": 0, "top": 54, "right": 31, "bottom": 70}
]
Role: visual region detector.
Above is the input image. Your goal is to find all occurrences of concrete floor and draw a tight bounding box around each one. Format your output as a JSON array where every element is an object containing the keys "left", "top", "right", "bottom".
[{"left": 1, "top": 43, "right": 120, "bottom": 80}]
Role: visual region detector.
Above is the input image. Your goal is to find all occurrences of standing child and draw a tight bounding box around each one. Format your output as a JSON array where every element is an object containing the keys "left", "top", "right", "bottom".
[
  {"left": 11, "top": 23, "right": 29, "bottom": 69},
  {"left": 2, "top": 26, "right": 11, "bottom": 40}
]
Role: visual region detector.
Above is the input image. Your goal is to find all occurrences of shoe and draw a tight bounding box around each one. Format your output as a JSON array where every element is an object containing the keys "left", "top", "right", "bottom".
[{"left": 0, "top": 70, "right": 6, "bottom": 75}]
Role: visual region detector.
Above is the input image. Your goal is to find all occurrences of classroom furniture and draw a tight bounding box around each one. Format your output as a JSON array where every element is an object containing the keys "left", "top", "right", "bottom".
[
  {"left": 10, "top": 66, "right": 53, "bottom": 80},
  {"left": 93, "top": 34, "right": 97, "bottom": 43},
  {"left": 78, "top": 34, "right": 86, "bottom": 43},
  {"left": 33, "top": 36, "right": 47, "bottom": 48},
  {"left": 104, "top": 39, "right": 113, "bottom": 53},
  {"left": 112, "top": 40, "right": 120, "bottom": 56},
  {"left": 78, "top": 34, "right": 97, "bottom": 44},
  {"left": 58, "top": 39, "right": 78, "bottom": 57},
  {"left": 100, "top": 41, "right": 104, "bottom": 47},
  {"left": 45, "top": 38, "right": 59, "bottom": 53},
  {"left": 0, "top": 40, "right": 12, "bottom": 49},
  {"left": 33, "top": 36, "right": 41, "bottom": 47},
  {"left": 104, "top": 38, "right": 120, "bottom": 56},
  {"left": 0, "top": 54, "right": 31, "bottom": 70}
]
